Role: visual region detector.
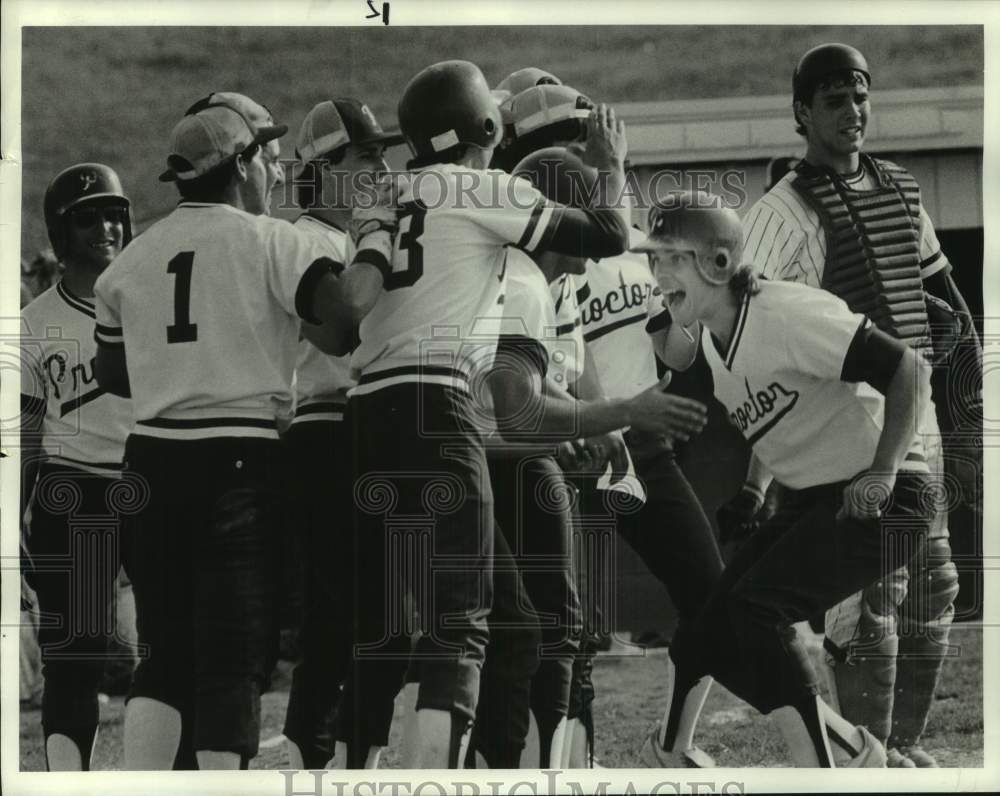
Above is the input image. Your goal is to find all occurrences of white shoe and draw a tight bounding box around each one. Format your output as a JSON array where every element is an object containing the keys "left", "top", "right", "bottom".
[
  {"left": 639, "top": 728, "right": 715, "bottom": 768},
  {"left": 844, "top": 726, "right": 887, "bottom": 768}
]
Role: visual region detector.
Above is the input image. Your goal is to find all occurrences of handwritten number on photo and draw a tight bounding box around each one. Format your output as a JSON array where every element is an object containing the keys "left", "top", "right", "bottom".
[{"left": 365, "top": 0, "right": 390, "bottom": 24}]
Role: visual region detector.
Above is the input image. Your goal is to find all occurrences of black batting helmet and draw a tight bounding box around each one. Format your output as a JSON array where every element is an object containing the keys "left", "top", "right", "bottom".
[
  {"left": 512, "top": 146, "right": 599, "bottom": 209},
  {"left": 792, "top": 43, "right": 870, "bottom": 104},
  {"left": 398, "top": 60, "right": 503, "bottom": 169},
  {"left": 43, "top": 163, "right": 132, "bottom": 258}
]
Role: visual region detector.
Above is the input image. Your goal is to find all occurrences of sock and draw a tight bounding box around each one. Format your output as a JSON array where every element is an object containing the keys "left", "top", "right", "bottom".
[{"left": 44, "top": 728, "right": 96, "bottom": 771}]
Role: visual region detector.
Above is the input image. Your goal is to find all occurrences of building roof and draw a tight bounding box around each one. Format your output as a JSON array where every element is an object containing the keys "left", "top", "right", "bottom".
[{"left": 618, "top": 85, "right": 983, "bottom": 165}]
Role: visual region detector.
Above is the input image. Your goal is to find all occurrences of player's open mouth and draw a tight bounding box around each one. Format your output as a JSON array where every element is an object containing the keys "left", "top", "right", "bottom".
[
  {"left": 663, "top": 288, "right": 686, "bottom": 309},
  {"left": 841, "top": 125, "right": 862, "bottom": 136},
  {"left": 90, "top": 240, "right": 115, "bottom": 250}
]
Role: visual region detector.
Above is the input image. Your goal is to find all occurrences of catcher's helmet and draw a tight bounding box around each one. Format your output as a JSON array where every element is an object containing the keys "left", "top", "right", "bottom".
[
  {"left": 631, "top": 192, "right": 743, "bottom": 285},
  {"left": 43, "top": 163, "right": 132, "bottom": 257},
  {"left": 512, "top": 146, "right": 599, "bottom": 208},
  {"left": 793, "top": 43, "right": 870, "bottom": 103},
  {"left": 398, "top": 60, "right": 503, "bottom": 168}
]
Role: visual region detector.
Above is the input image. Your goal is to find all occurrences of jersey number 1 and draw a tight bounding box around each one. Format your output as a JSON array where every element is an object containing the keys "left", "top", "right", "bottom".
[
  {"left": 167, "top": 252, "right": 198, "bottom": 343},
  {"left": 384, "top": 202, "right": 425, "bottom": 291}
]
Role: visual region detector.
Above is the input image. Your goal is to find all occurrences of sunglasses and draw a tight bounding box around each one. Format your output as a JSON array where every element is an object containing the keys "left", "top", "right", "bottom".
[{"left": 69, "top": 206, "right": 127, "bottom": 228}]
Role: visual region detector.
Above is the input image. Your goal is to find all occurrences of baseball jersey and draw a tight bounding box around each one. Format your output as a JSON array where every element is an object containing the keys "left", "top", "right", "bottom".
[
  {"left": 291, "top": 214, "right": 355, "bottom": 424},
  {"left": 548, "top": 271, "right": 585, "bottom": 392},
  {"left": 701, "top": 280, "right": 925, "bottom": 490},
  {"left": 94, "top": 202, "right": 333, "bottom": 440},
  {"left": 21, "top": 281, "right": 133, "bottom": 474},
  {"left": 350, "top": 164, "right": 555, "bottom": 395},
  {"left": 500, "top": 248, "right": 646, "bottom": 501},
  {"left": 742, "top": 168, "right": 950, "bottom": 286},
  {"left": 499, "top": 248, "right": 583, "bottom": 394},
  {"left": 576, "top": 236, "right": 664, "bottom": 400}
]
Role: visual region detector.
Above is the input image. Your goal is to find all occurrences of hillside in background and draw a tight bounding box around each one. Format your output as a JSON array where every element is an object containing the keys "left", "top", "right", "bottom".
[{"left": 19, "top": 25, "right": 983, "bottom": 253}]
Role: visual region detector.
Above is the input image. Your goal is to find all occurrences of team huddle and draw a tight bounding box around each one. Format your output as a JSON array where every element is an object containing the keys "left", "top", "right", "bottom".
[{"left": 20, "top": 42, "right": 981, "bottom": 771}]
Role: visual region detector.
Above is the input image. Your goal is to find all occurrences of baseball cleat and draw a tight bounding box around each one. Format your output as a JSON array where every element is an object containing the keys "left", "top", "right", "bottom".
[
  {"left": 885, "top": 748, "right": 917, "bottom": 768},
  {"left": 639, "top": 728, "right": 715, "bottom": 768},
  {"left": 843, "top": 726, "right": 887, "bottom": 768},
  {"left": 897, "top": 745, "right": 938, "bottom": 767}
]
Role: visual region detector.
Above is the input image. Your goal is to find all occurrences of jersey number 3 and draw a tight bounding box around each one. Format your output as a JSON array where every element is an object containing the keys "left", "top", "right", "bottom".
[
  {"left": 167, "top": 251, "right": 199, "bottom": 343},
  {"left": 384, "top": 202, "right": 425, "bottom": 291}
]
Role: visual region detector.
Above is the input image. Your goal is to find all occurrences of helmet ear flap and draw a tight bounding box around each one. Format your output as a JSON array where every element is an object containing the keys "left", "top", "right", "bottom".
[{"left": 698, "top": 246, "right": 736, "bottom": 285}]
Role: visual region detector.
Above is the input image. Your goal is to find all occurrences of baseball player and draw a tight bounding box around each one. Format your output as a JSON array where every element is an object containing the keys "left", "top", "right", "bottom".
[
  {"left": 93, "top": 91, "right": 352, "bottom": 770},
  {"left": 741, "top": 43, "right": 977, "bottom": 767},
  {"left": 635, "top": 190, "right": 934, "bottom": 767},
  {"left": 326, "top": 59, "right": 706, "bottom": 769},
  {"left": 493, "top": 79, "right": 726, "bottom": 766},
  {"left": 280, "top": 98, "right": 404, "bottom": 770},
  {"left": 572, "top": 230, "right": 726, "bottom": 769},
  {"left": 476, "top": 144, "right": 708, "bottom": 769},
  {"left": 492, "top": 82, "right": 593, "bottom": 173},
  {"left": 20, "top": 163, "right": 135, "bottom": 770}
]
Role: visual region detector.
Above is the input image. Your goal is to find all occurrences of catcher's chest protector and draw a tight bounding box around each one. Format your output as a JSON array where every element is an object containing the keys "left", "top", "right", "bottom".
[{"left": 792, "top": 155, "right": 929, "bottom": 350}]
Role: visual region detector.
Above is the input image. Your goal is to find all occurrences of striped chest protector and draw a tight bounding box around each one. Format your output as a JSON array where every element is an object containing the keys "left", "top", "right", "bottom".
[{"left": 791, "top": 154, "right": 929, "bottom": 350}]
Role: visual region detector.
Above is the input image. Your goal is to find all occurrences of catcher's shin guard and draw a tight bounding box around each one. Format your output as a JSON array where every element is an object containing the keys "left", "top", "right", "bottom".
[
  {"left": 891, "top": 539, "right": 959, "bottom": 748},
  {"left": 824, "top": 568, "right": 908, "bottom": 744}
]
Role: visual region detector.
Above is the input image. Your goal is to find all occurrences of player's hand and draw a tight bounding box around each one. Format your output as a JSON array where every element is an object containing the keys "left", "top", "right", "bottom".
[
  {"left": 716, "top": 485, "right": 766, "bottom": 545},
  {"left": 837, "top": 471, "right": 895, "bottom": 522},
  {"left": 556, "top": 441, "right": 578, "bottom": 473},
  {"left": 626, "top": 374, "right": 707, "bottom": 438},
  {"left": 579, "top": 430, "right": 629, "bottom": 482},
  {"left": 582, "top": 103, "right": 628, "bottom": 170},
  {"left": 350, "top": 177, "right": 399, "bottom": 244}
]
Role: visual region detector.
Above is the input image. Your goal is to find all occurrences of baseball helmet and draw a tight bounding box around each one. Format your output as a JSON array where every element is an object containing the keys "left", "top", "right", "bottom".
[
  {"left": 43, "top": 163, "right": 132, "bottom": 257},
  {"left": 792, "top": 43, "right": 870, "bottom": 103},
  {"left": 631, "top": 192, "right": 743, "bottom": 285},
  {"left": 496, "top": 67, "right": 562, "bottom": 96},
  {"left": 512, "top": 146, "right": 599, "bottom": 208},
  {"left": 398, "top": 60, "right": 503, "bottom": 168}
]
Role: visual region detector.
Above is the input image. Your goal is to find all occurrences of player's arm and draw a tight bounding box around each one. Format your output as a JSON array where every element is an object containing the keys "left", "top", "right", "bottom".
[
  {"left": 918, "top": 204, "right": 981, "bottom": 349},
  {"left": 838, "top": 321, "right": 932, "bottom": 519},
  {"left": 565, "top": 342, "right": 630, "bottom": 480},
  {"left": 487, "top": 334, "right": 707, "bottom": 442},
  {"left": 528, "top": 105, "right": 632, "bottom": 260},
  {"left": 94, "top": 343, "right": 131, "bottom": 398},
  {"left": 325, "top": 180, "right": 398, "bottom": 325},
  {"left": 318, "top": 252, "right": 387, "bottom": 327},
  {"left": 93, "top": 287, "right": 131, "bottom": 398}
]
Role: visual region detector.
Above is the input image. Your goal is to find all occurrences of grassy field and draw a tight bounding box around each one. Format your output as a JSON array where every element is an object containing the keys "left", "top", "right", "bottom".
[
  {"left": 19, "top": 25, "right": 983, "bottom": 255},
  {"left": 19, "top": 624, "right": 983, "bottom": 771}
]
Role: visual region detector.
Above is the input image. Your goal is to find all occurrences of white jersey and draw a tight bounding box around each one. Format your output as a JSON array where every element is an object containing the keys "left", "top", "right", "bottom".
[
  {"left": 577, "top": 244, "right": 663, "bottom": 399},
  {"left": 702, "top": 280, "right": 925, "bottom": 490},
  {"left": 292, "top": 214, "right": 355, "bottom": 424},
  {"left": 500, "top": 248, "right": 583, "bottom": 394},
  {"left": 502, "top": 248, "right": 645, "bottom": 502},
  {"left": 94, "top": 202, "right": 332, "bottom": 440},
  {"left": 742, "top": 169, "right": 950, "bottom": 286},
  {"left": 350, "top": 164, "right": 555, "bottom": 396},
  {"left": 548, "top": 272, "right": 585, "bottom": 391},
  {"left": 21, "top": 281, "right": 133, "bottom": 474}
]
